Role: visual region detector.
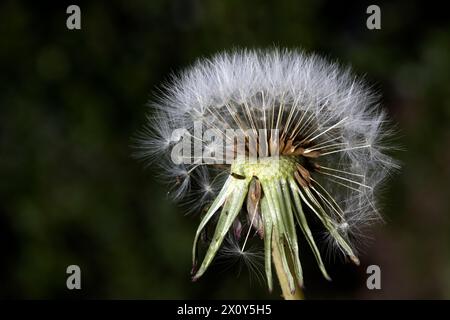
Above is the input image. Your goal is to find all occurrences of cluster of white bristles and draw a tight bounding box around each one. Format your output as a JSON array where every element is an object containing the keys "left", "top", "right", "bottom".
[{"left": 135, "top": 48, "right": 398, "bottom": 292}]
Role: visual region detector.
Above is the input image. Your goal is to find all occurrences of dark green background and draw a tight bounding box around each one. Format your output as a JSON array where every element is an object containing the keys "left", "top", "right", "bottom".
[{"left": 1, "top": 0, "right": 449, "bottom": 299}]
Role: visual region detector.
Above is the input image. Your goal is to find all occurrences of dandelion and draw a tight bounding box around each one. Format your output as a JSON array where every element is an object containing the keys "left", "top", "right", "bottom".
[{"left": 135, "top": 48, "right": 399, "bottom": 299}]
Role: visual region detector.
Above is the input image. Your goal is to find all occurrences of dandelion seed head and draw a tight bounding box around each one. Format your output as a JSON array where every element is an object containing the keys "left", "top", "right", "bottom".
[{"left": 137, "top": 48, "right": 399, "bottom": 291}]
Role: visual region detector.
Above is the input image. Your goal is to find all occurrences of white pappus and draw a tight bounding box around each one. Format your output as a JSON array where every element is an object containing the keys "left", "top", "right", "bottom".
[{"left": 135, "top": 48, "right": 399, "bottom": 296}]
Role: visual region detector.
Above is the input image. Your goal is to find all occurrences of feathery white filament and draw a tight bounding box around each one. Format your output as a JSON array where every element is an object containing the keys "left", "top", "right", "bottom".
[{"left": 137, "top": 48, "right": 398, "bottom": 286}]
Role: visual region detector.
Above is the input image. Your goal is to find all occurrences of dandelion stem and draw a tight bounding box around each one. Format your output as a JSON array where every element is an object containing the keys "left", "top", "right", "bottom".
[{"left": 272, "top": 241, "right": 303, "bottom": 300}]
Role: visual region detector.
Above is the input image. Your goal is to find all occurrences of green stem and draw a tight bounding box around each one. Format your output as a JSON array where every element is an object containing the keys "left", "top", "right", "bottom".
[{"left": 272, "top": 242, "right": 303, "bottom": 300}]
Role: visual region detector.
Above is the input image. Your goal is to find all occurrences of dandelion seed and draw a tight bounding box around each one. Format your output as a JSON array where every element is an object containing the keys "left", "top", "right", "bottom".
[
  {"left": 136, "top": 48, "right": 399, "bottom": 299},
  {"left": 217, "top": 234, "right": 265, "bottom": 285}
]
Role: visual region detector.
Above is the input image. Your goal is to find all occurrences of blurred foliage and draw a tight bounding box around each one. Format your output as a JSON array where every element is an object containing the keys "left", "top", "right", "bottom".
[{"left": 0, "top": 0, "right": 449, "bottom": 299}]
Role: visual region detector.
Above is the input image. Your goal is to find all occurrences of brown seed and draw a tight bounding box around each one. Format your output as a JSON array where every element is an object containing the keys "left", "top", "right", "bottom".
[
  {"left": 303, "top": 150, "right": 321, "bottom": 158},
  {"left": 246, "top": 178, "right": 264, "bottom": 238},
  {"left": 291, "top": 147, "right": 305, "bottom": 156},
  {"left": 296, "top": 164, "right": 311, "bottom": 185},
  {"left": 283, "top": 139, "right": 294, "bottom": 154},
  {"left": 294, "top": 170, "right": 308, "bottom": 188}
]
